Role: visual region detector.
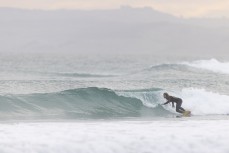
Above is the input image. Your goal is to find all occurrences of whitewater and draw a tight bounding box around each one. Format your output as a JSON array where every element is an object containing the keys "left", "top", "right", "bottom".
[{"left": 0, "top": 54, "right": 229, "bottom": 153}]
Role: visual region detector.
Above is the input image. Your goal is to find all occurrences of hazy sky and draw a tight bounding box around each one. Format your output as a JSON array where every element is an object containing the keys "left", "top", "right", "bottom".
[{"left": 0, "top": 0, "right": 229, "bottom": 17}]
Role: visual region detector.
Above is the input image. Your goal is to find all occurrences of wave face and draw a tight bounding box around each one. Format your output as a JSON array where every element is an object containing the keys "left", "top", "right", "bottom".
[
  {"left": 182, "top": 59, "right": 229, "bottom": 74},
  {"left": 0, "top": 87, "right": 228, "bottom": 119}
]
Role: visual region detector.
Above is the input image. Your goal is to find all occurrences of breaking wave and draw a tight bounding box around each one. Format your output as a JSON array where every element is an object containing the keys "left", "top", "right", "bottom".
[
  {"left": 182, "top": 59, "right": 229, "bottom": 74},
  {"left": 0, "top": 87, "right": 228, "bottom": 120},
  {"left": 0, "top": 87, "right": 169, "bottom": 120},
  {"left": 148, "top": 59, "right": 229, "bottom": 74}
]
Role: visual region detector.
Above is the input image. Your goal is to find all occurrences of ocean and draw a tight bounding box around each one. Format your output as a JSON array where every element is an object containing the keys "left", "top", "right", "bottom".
[{"left": 0, "top": 53, "right": 229, "bottom": 153}]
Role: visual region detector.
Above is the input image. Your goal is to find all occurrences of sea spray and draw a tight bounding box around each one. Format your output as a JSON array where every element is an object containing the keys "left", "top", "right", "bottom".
[{"left": 180, "top": 88, "right": 229, "bottom": 115}]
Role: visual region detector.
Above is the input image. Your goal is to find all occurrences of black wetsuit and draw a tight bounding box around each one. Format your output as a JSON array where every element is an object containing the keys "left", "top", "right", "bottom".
[{"left": 164, "top": 96, "right": 185, "bottom": 113}]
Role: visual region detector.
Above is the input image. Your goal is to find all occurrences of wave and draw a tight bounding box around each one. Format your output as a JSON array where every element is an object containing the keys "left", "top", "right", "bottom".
[
  {"left": 148, "top": 59, "right": 229, "bottom": 74},
  {"left": 13, "top": 70, "right": 117, "bottom": 78},
  {"left": 0, "top": 87, "right": 228, "bottom": 120},
  {"left": 149, "top": 63, "right": 188, "bottom": 71},
  {"left": 182, "top": 58, "right": 229, "bottom": 74},
  {"left": 54, "top": 72, "right": 117, "bottom": 78},
  {"left": 0, "top": 87, "right": 170, "bottom": 120}
]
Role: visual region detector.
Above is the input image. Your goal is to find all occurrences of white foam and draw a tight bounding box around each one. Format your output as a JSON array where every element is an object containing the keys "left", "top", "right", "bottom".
[
  {"left": 0, "top": 120, "right": 229, "bottom": 153},
  {"left": 180, "top": 88, "right": 229, "bottom": 115},
  {"left": 183, "top": 58, "right": 229, "bottom": 74}
]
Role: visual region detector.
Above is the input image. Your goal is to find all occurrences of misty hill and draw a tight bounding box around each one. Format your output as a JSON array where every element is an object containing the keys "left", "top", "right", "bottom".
[{"left": 0, "top": 7, "right": 229, "bottom": 56}]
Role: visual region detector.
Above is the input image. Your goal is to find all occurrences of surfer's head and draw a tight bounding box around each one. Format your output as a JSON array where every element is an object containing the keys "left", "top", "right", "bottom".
[{"left": 163, "top": 93, "right": 169, "bottom": 98}]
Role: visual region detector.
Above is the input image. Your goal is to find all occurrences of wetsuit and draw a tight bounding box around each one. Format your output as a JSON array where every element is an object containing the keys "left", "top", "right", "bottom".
[{"left": 163, "top": 96, "right": 185, "bottom": 113}]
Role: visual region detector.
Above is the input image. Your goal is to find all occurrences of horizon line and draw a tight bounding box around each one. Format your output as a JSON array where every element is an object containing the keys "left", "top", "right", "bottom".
[{"left": 0, "top": 6, "right": 228, "bottom": 19}]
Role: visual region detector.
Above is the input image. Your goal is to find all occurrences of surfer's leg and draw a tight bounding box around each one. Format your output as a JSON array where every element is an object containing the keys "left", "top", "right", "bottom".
[
  {"left": 180, "top": 101, "right": 185, "bottom": 111},
  {"left": 178, "top": 99, "right": 185, "bottom": 112},
  {"left": 176, "top": 103, "right": 184, "bottom": 113}
]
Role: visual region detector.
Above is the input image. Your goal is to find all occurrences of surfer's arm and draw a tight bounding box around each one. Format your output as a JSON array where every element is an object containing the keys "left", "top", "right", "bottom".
[
  {"left": 172, "top": 102, "right": 175, "bottom": 107},
  {"left": 162, "top": 101, "right": 170, "bottom": 105}
]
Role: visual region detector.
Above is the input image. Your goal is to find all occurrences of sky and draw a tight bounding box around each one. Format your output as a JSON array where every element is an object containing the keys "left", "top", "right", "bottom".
[{"left": 0, "top": 0, "right": 229, "bottom": 18}]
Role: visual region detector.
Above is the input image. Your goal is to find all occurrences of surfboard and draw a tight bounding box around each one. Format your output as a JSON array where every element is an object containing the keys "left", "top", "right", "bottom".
[{"left": 182, "top": 110, "right": 191, "bottom": 117}]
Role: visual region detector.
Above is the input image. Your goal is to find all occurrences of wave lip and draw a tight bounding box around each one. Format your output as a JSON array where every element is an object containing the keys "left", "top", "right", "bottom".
[{"left": 182, "top": 58, "right": 229, "bottom": 74}]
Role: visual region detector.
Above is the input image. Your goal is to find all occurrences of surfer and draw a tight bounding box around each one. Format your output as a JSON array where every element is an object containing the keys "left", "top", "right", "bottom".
[{"left": 162, "top": 93, "right": 185, "bottom": 113}]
